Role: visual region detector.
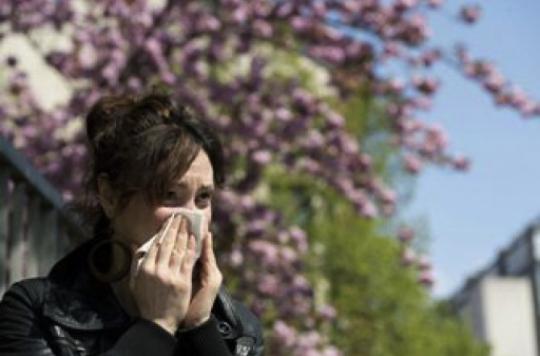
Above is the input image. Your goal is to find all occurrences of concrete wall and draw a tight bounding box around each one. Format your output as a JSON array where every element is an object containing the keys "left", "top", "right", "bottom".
[{"left": 461, "top": 277, "right": 538, "bottom": 356}]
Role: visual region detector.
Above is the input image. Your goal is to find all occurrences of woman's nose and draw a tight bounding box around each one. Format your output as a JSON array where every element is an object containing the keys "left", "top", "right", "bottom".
[{"left": 182, "top": 198, "right": 197, "bottom": 210}]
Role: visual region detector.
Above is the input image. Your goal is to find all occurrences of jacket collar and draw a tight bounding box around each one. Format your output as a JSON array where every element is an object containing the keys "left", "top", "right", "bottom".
[{"left": 43, "top": 237, "right": 132, "bottom": 330}]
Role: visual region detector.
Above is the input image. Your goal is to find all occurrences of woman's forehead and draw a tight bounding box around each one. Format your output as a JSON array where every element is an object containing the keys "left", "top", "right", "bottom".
[{"left": 176, "top": 151, "right": 214, "bottom": 187}]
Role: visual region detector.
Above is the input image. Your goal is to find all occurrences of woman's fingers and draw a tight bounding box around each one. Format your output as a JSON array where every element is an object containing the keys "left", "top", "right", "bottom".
[
  {"left": 140, "top": 213, "right": 176, "bottom": 268},
  {"left": 172, "top": 215, "right": 195, "bottom": 271},
  {"left": 180, "top": 234, "right": 197, "bottom": 275},
  {"left": 141, "top": 231, "right": 160, "bottom": 270},
  {"left": 156, "top": 216, "right": 183, "bottom": 272},
  {"left": 206, "top": 232, "right": 216, "bottom": 263},
  {"left": 158, "top": 212, "right": 177, "bottom": 244},
  {"left": 170, "top": 221, "right": 189, "bottom": 270},
  {"left": 201, "top": 232, "right": 216, "bottom": 266},
  {"left": 198, "top": 232, "right": 222, "bottom": 287}
]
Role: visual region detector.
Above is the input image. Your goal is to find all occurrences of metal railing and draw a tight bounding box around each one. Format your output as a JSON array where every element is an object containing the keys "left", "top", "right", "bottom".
[{"left": 0, "top": 135, "right": 87, "bottom": 295}]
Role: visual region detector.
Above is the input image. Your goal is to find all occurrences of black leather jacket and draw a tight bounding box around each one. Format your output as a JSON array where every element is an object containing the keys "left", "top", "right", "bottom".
[{"left": 0, "top": 237, "right": 264, "bottom": 356}]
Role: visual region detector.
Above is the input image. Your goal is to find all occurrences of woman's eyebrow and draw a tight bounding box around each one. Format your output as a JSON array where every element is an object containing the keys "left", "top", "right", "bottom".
[{"left": 173, "top": 182, "right": 215, "bottom": 190}]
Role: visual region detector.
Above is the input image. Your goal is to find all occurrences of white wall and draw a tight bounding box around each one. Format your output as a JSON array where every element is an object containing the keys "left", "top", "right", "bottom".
[{"left": 463, "top": 277, "right": 538, "bottom": 356}]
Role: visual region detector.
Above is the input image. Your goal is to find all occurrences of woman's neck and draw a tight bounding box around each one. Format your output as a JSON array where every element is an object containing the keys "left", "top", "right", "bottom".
[
  {"left": 109, "top": 245, "right": 139, "bottom": 317},
  {"left": 111, "top": 278, "right": 139, "bottom": 317}
]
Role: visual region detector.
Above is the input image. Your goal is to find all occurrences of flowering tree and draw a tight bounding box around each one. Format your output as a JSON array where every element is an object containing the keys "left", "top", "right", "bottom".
[{"left": 0, "top": 0, "right": 537, "bottom": 354}]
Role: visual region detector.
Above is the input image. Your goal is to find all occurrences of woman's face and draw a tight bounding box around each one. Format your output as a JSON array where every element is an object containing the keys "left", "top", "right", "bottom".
[{"left": 110, "top": 150, "right": 215, "bottom": 251}]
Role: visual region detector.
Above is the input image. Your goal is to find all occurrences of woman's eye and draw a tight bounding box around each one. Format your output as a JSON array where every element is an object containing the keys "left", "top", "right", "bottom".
[
  {"left": 164, "top": 191, "right": 177, "bottom": 201},
  {"left": 197, "top": 191, "right": 213, "bottom": 202},
  {"left": 197, "top": 193, "right": 210, "bottom": 201}
]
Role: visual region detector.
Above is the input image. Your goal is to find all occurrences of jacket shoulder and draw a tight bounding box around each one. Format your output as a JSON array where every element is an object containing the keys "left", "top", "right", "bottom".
[
  {"left": 232, "top": 299, "right": 264, "bottom": 356},
  {"left": 1, "top": 277, "right": 50, "bottom": 309},
  {"left": 215, "top": 288, "right": 264, "bottom": 356},
  {"left": 231, "top": 299, "right": 263, "bottom": 339}
]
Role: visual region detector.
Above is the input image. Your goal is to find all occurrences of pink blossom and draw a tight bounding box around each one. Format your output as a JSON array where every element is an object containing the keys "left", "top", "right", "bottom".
[
  {"left": 401, "top": 247, "right": 416, "bottom": 266},
  {"left": 275, "top": 107, "right": 293, "bottom": 122},
  {"left": 340, "top": 136, "right": 359, "bottom": 154},
  {"left": 322, "top": 346, "right": 343, "bottom": 356},
  {"left": 413, "top": 76, "right": 439, "bottom": 96},
  {"left": 252, "top": 150, "right": 272, "bottom": 164},
  {"left": 388, "top": 78, "right": 405, "bottom": 93},
  {"left": 280, "top": 246, "right": 298, "bottom": 263},
  {"left": 248, "top": 240, "right": 279, "bottom": 265},
  {"left": 101, "top": 64, "right": 118, "bottom": 84},
  {"left": 326, "top": 112, "right": 345, "bottom": 129},
  {"left": 239, "top": 195, "right": 255, "bottom": 210},
  {"left": 246, "top": 219, "right": 267, "bottom": 236},
  {"left": 292, "top": 275, "right": 310, "bottom": 291},
  {"left": 425, "top": 124, "right": 448, "bottom": 152},
  {"left": 417, "top": 255, "right": 432, "bottom": 270},
  {"left": 420, "top": 49, "right": 442, "bottom": 67},
  {"left": 358, "top": 153, "right": 372, "bottom": 169},
  {"left": 397, "top": 226, "right": 415, "bottom": 243},
  {"left": 520, "top": 100, "right": 539, "bottom": 117},
  {"left": 295, "top": 157, "right": 321, "bottom": 175},
  {"left": 230, "top": 248, "right": 243, "bottom": 267},
  {"left": 276, "top": 2, "right": 294, "bottom": 18},
  {"left": 427, "top": 0, "right": 444, "bottom": 8},
  {"left": 359, "top": 200, "right": 378, "bottom": 218},
  {"left": 304, "top": 130, "right": 325, "bottom": 149},
  {"left": 277, "top": 231, "right": 290, "bottom": 244},
  {"left": 197, "top": 15, "right": 221, "bottom": 32},
  {"left": 460, "top": 5, "right": 481, "bottom": 24},
  {"left": 253, "top": 19, "right": 273, "bottom": 38},
  {"left": 231, "top": 6, "right": 248, "bottom": 24},
  {"left": 291, "top": 16, "right": 311, "bottom": 32},
  {"left": 318, "top": 304, "right": 337, "bottom": 320},
  {"left": 419, "top": 270, "right": 435, "bottom": 286},
  {"left": 452, "top": 156, "right": 470, "bottom": 171},
  {"left": 509, "top": 87, "right": 528, "bottom": 107},
  {"left": 257, "top": 274, "right": 280, "bottom": 296},
  {"left": 342, "top": 0, "right": 361, "bottom": 13},
  {"left": 383, "top": 41, "right": 402, "bottom": 59},
  {"left": 273, "top": 320, "right": 297, "bottom": 347},
  {"left": 410, "top": 96, "right": 432, "bottom": 110},
  {"left": 495, "top": 93, "right": 511, "bottom": 106},
  {"left": 404, "top": 154, "right": 423, "bottom": 174},
  {"left": 309, "top": 46, "right": 346, "bottom": 65},
  {"left": 297, "top": 331, "right": 322, "bottom": 350},
  {"left": 289, "top": 226, "right": 308, "bottom": 253},
  {"left": 395, "top": 0, "right": 418, "bottom": 11},
  {"left": 312, "top": 1, "right": 328, "bottom": 18},
  {"left": 252, "top": 2, "right": 272, "bottom": 17},
  {"left": 378, "top": 186, "right": 397, "bottom": 205},
  {"left": 77, "top": 44, "right": 97, "bottom": 69},
  {"left": 483, "top": 72, "right": 505, "bottom": 94}
]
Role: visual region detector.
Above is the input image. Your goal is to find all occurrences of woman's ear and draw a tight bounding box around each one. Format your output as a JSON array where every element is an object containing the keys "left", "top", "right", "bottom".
[{"left": 97, "top": 173, "right": 118, "bottom": 218}]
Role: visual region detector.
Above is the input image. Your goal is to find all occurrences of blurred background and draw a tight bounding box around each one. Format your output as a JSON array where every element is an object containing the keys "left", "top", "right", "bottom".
[{"left": 1, "top": 0, "right": 539, "bottom": 355}]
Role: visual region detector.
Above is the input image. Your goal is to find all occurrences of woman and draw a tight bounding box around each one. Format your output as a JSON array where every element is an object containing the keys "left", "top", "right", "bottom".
[{"left": 0, "top": 94, "right": 264, "bottom": 356}]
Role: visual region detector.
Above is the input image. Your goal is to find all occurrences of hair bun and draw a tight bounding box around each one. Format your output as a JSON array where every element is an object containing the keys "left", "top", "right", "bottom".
[{"left": 85, "top": 95, "right": 137, "bottom": 153}]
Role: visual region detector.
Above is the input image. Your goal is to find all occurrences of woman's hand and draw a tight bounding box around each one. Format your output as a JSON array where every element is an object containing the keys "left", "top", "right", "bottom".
[
  {"left": 129, "top": 215, "right": 197, "bottom": 335},
  {"left": 181, "top": 232, "right": 223, "bottom": 328}
]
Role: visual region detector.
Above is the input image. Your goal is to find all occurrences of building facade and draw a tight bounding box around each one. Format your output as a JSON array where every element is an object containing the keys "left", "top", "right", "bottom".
[{"left": 452, "top": 219, "right": 540, "bottom": 356}]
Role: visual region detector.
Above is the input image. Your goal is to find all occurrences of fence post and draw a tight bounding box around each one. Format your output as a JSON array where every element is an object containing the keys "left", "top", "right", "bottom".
[
  {"left": 40, "top": 209, "right": 58, "bottom": 276},
  {"left": 8, "top": 181, "right": 27, "bottom": 285},
  {"left": 26, "top": 193, "right": 43, "bottom": 278},
  {"left": 0, "top": 167, "right": 9, "bottom": 296}
]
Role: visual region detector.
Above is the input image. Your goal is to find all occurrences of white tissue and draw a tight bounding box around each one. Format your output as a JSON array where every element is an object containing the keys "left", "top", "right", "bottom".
[{"left": 135, "top": 209, "right": 207, "bottom": 269}]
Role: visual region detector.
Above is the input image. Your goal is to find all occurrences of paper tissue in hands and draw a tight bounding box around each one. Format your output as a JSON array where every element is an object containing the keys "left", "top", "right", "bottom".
[{"left": 135, "top": 208, "right": 207, "bottom": 268}]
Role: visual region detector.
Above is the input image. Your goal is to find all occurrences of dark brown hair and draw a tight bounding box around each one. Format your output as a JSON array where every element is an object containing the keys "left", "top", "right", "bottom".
[{"left": 78, "top": 93, "right": 226, "bottom": 239}]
